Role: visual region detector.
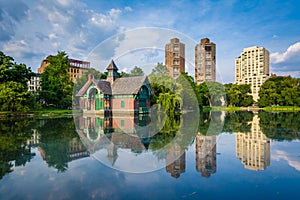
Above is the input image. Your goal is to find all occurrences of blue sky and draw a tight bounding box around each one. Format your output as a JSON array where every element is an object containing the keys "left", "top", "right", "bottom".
[{"left": 1, "top": 0, "right": 300, "bottom": 83}]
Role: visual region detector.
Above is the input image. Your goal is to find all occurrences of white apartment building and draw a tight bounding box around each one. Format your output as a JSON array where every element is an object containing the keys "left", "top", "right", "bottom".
[
  {"left": 28, "top": 73, "right": 41, "bottom": 93},
  {"left": 235, "top": 46, "right": 270, "bottom": 101}
]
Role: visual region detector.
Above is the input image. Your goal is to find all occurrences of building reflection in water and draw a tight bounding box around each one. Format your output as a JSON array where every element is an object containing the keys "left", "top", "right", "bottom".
[
  {"left": 166, "top": 143, "right": 186, "bottom": 178},
  {"left": 37, "top": 137, "right": 89, "bottom": 163},
  {"left": 236, "top": 114, "right": 270, "bottom": 171},
  {"left": 75, "top": 114, "right": 151, "bottom": 166},
  {"left": 27, "top": 129, "right": 89, "bottom": 166},
  {"left": 195, "top": 134, "right": 216, "bottom": 178}
]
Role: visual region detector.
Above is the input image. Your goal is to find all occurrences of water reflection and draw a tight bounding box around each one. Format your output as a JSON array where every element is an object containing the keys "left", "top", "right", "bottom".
[
  {"left": 166, "top": 142, "right": 186, "bottom": 178},
  {"left": 0, "top": 111, "right": 299, "bottom": 181},
  {"left": 236, "top": 115, "right": 270, "bottom": 171},
  {"left": 195, "top": 135, "right": 216, "bottom": 177}
]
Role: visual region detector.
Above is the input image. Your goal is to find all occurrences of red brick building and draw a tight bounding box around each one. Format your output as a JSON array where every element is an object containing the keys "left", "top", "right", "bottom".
[
  {"left": 76, "top": 60, "right": 152, "bottom": 115},
  {"left": 38, "top": 56, "right": 90, "bottom": 83}
]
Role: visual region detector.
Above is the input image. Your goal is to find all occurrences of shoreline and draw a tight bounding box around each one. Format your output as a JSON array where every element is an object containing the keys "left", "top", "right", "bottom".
[
  {"left": 1, "top": 106, "right": 299, "bottom": 118},
  {"left": 205, "top": 106, "right": 300, "bottom": 112}
]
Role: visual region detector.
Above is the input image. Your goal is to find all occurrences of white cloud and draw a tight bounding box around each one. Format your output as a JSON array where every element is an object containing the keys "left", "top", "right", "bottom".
[
  {"left": 0, "top": 1, "right": 127, "bottom": 71},
  {"left": 270, "top": 42, "right": 300, "bottom": 74},
  {"left": 89, "top": 8, "right": 121, "bottom": 31},
  {"left": 124, "top": 6, "right": 133, "bottom": 12},
  {"left": 56, "top": 0, "right": 74, "bottom": 7},
  {"left": 271, "top": 42, "right": 300, "bottom": 64},
  {"left": 273, "top": 149, "right": 300, "bottom": 171}
]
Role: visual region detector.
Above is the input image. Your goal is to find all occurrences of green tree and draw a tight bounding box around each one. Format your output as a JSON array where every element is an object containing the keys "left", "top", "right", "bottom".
[
  {"left": 157, "top": 92, "right": 181, "bottom": 118},
  {"left": 39, "top": 51, "right": 73, "bottom": 109},
  {"left": 258, "top": 76, "right": 300, "bottom": 107},
  {"left": 0, "top": 51, "right": 34, "bottom": 86},
  {"left": 0, "top": 51, "right": 35, "bottom": 112},
  {"left": 151, "top": 62, "right": 168, "bottom": 75},
  {"left": 129, "top": 66, "right": 144, "bottom": 77},
  {"left": 0, "top": 81, "right": 35, "bottom": 112},
  {"left": 225, "top": 83, "right": 253, "bottom": 107},
  {"left": 74, "top": 68, "right": 105, "bottom": 93},
  {"left": 197, "top": 82, "right": 226, "bottom": 106}
]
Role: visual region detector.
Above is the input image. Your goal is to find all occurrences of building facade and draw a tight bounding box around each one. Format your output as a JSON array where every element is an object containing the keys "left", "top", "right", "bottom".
[
  {"left": 195, "top": 38, "right": 216, "bottom": 84},
  {"left": 165, "top": 38, "right": 185, "bottom": 78},
  {"left": 235, "top": 46, "right": 270, "bottom": 101},
  {"left": 28, "top": 73, "right": 41, "bottom": 93},
  {"left": 38, "top": 56, "right": 90, "bottom": 83},
  {"left": 76, "top": 60, "right": 152, "bottom": 115}
]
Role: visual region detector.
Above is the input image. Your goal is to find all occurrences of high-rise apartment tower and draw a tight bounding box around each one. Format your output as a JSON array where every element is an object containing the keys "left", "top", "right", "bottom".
[
  {"left": 195, "top": 38, "right": 216, "bottom": 84},
  {"left": 235, "top": 46, "right": 270, "bottom": 101},
  {"left": 165, "top": 38, "right": 185, "bottom": 78}
]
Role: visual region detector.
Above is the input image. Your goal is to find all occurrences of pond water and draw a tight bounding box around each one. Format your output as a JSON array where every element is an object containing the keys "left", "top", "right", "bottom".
[{"left": 0, "top": 111, "right": 299, "bottom": 199}]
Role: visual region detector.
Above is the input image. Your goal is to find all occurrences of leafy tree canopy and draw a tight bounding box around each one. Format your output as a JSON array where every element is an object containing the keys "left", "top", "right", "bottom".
[
  {"left": 39, "top": 51, "right": 73, "bottom": 109},
  {"left": 258, "top": 76, "right": 300, "bottom": 107},
  {"left": 151, "top": 62, "right": 168, "bottom": 75},
  {"left": 0, "top": 51, "right": 34, "bottom": 86},
  {"left": 129, "top": 66, "right": 144, "bottom": 77}
]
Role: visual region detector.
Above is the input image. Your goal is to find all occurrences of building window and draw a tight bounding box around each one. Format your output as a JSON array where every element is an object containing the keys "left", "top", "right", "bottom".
[
  {"left": 121, "top": 120, "right": 125, "bottom": 127},
  {"left": 121, "top": 100, "right": 125, "bottom": 108}
]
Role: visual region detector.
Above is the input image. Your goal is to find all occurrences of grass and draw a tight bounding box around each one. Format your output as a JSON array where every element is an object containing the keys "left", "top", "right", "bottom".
[
  {"left": 262, "top": 106, "right": 300, "bottom": 112},
  {"left": 0, "top": 108, "right": 81, "bottom": 118},
  {"left": 202, "top": 106, "right": 300, "bottom": 112}
]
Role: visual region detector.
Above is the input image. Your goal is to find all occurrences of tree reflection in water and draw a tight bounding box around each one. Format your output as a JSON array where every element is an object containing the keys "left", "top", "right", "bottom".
[{"left": 0, "top": 111, "right": 300, "bottom": 180}]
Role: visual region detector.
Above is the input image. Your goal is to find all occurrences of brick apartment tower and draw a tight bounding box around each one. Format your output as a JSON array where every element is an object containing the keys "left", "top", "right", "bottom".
[
  {"left": 195, "top": 38, "right": 216, "bottom": 84},
  {"left": 165, "top": 38, "right": 185, "bottom": 78},
  {"left": 235, "top": 46, "right": 270, "bottom": 101}
]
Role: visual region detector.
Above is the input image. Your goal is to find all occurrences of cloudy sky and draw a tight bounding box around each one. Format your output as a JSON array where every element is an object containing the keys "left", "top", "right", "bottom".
[{"left": 1, "top": 0, "right": 300, "bottom": 83}]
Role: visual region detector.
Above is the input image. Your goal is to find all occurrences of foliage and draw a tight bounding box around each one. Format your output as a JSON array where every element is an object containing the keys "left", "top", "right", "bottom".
[
  {"left": 224, "top": 83, "right": 254, "bottom": 107},
  {"left": 74, "top": 68, "right": 105, "bottom": 93},
  {"left": 259, "top": 111, "right": 300, "bottom": 141},
  {"left": 196, "top": 81, "right": 226, "bottom": 107},
  {"left": 151, "top": 62, "right": 168, "bottom": 75},
  {"left": 258, "top": 76, "right": 300, "bottom": 107},
  {"left": 0, "top": 51, "right": 34, "bottom": 86},
  {"left": 177, "top": 72, "right": 202, "bottom": 110},
  {"left": 0, "top": 51, "right": 36, "bottom": 112},
  {"left": 149, "top": 72, "right": 176, "bottom": 106},
  {"left": 0, "top": 118, "right": 35, "bottom": 180},
  {"left": 0, "top": 81, "right": 35, "bottom": 112},
  {"left": 149, "top": 114, "right": 180, "bottom": 151},
  {"left": 222, "top": 111, "right": 254, "bottom": 133},
  {"left": 198, "top": 111, "right": 227, "bottom": 135},
  {"left": 36, "top": 117, "right": 79, "bottom": 172},
  {"left": 157, "top": 93, "right": 181, "bottom": 118},
  {"left": 39, "top": 51, "right": 73, "bottom": 109},
  {"left": 129, "top": 66, "right": 144, "bottom": 77}
]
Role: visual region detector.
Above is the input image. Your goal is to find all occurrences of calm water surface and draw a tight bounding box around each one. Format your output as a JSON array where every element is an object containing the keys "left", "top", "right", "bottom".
[{"left": 0, "top": 111, "right": 299, "bottom": 199}]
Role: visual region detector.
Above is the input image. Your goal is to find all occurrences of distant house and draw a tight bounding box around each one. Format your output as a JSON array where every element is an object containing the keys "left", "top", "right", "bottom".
[{"left": 76, "top": 60, "right": 152, "bottom": 115}]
